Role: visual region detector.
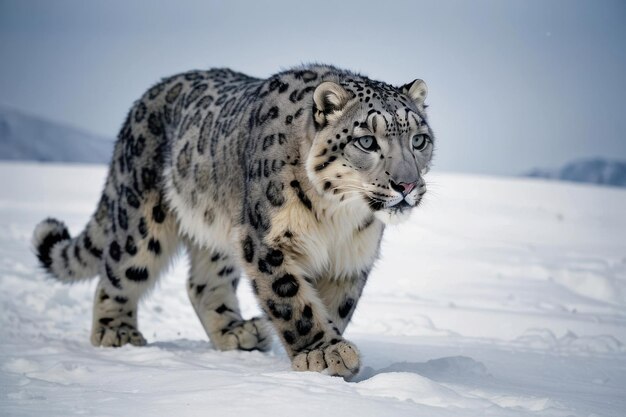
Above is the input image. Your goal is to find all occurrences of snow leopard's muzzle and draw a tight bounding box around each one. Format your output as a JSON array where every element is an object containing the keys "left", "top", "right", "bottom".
[{"left": 368, "top": 175, "right": 426, "bottom": 224}]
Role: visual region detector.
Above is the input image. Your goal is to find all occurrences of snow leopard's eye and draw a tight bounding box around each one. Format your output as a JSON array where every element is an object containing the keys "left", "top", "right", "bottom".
[
  {"left": 355, "top": 135, "right": 378, "bottom": 152},
  {"left": 412, "top": 134, "right": 430, "bottom": 151}
]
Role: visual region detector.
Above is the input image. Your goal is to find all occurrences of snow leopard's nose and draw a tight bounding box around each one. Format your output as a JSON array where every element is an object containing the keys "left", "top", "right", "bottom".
[{"left": 389, "top": 180, "right": 417, "bottom": 196}]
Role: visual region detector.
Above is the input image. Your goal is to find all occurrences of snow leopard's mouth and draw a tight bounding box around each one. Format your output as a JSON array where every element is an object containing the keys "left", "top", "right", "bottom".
[
  {"left": 372, "top": 200, "right": 415, "bottom": 225},
  {"left": 367, "top": 197, "right": 415, "bottom": 212},
  {"left": 366, "top": 190, "right": 426, "bottom": 224},
  {"left": 388, "top": 200, "right": 412, "bottom": 211},
  {"left": 364, "top": 181, "right": 427, "bottom": 223}
]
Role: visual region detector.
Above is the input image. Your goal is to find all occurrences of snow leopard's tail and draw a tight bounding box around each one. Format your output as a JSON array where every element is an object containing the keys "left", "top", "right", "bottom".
[{"left": 32, "top": 197, "right": 108, "bottom": 283}]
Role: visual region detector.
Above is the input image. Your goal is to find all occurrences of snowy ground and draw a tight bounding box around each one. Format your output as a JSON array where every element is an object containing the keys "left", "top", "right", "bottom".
[{"left": 1, "top": 162, "right": 625, "bottom": 417}]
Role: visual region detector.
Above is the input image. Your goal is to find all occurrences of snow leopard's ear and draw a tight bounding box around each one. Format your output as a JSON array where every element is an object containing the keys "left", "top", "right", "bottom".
[
  {"left": 401, "top": 79, "right": 428, "bottom": 108},
  {"left": 313, "top": 81, "right": 352, "bottom": 129}
]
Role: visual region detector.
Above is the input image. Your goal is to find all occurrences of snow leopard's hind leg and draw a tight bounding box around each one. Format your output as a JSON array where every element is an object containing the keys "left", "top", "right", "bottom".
[
  {"left": 90, "top": 99, "right": 181, "bottom": 347},
  {"left": 91, "top": 190, "right": 179, "bottom": 347},
  {"left": 186, "top": 241, "right": 272, "bottom": 351}
]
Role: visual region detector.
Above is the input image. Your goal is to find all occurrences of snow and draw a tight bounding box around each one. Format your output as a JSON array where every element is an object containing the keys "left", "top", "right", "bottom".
[{"left": 1, "top": 162, "right": 625, "bottom": 417}]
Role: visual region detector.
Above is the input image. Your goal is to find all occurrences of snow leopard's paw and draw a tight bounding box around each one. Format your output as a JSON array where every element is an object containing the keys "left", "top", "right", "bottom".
[
  {"left": 292, "top": 340, "right": 360, "bottom": 379},
  {"left": 212, "top": 317, "right": 272, "bottom": 352},
  {"left": 91, "top": 322, "right": 147, "bottom": 347}
]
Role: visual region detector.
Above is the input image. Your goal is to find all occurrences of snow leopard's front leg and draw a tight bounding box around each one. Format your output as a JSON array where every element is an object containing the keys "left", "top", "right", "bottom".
[
  {"left": 315, "top": 271, "right": 369, "bottom": 335},
  {"left": 240, "top": 233, "right": 361, "bottom": 378}
]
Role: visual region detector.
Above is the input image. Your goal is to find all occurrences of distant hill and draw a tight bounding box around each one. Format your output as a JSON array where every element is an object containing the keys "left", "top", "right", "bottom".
[
  {"left": 0, "top": 106, "right": 114, "bottom": 164},
  {"left": 526, "top": 158, "right": 626, "bottom": 188}
]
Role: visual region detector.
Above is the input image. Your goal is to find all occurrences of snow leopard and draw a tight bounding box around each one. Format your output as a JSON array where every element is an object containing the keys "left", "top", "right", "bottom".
[{"left": 32, "top": 64, "right": 434, "bottom": 378}]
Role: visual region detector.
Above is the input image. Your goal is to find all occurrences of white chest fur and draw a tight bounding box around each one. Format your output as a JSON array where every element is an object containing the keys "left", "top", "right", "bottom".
[{"left": 266, "top": 196, "right": 383, "bottom": 280}]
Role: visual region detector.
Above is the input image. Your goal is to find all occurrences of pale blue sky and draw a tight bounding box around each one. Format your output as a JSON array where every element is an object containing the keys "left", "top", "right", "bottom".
[{"left": 1, "top": 0, "right": 624, "bottom": 174}]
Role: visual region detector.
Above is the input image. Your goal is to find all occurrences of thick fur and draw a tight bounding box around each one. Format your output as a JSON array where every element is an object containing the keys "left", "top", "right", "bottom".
[{"left": 33, "top": 64, "right": 434, "bottom": 378}]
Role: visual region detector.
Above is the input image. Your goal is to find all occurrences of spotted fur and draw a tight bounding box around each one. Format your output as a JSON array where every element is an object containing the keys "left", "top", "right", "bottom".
[{"left": 32, "top": 64, "right": 434, "bottom": 378}]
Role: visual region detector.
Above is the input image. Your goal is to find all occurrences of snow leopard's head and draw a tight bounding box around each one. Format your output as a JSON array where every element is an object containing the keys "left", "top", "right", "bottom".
[{"left": 306, "top": 76, "right": 434, "bottom": 225}]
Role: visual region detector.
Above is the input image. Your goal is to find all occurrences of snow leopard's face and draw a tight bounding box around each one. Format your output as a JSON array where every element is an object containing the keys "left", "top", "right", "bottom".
[{"left": 307, "top": 79, "right": 434, "bottom": 224}]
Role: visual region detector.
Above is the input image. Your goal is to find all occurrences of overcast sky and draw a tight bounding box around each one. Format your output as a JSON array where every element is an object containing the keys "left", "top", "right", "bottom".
[{"left": 1, "top": 0, "right": 625, "bottom": 175}]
